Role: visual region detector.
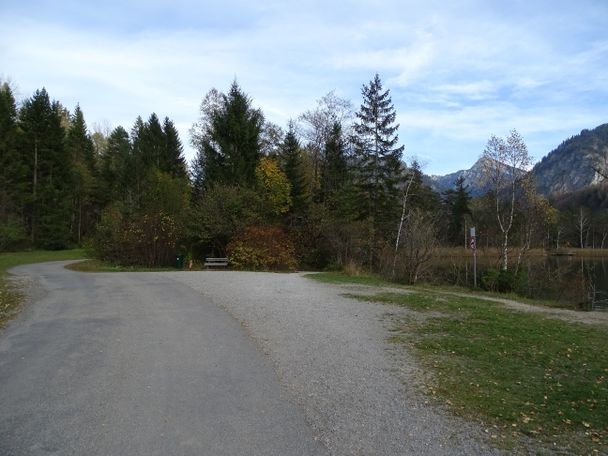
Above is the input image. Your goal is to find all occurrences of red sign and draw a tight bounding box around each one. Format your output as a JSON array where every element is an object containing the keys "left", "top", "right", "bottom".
[{"left": 470, "top": 236, "right": 476, "bottom": 250}]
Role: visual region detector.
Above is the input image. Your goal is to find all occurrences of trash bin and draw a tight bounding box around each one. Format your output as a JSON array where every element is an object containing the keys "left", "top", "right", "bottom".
[{"left": 175, "top": 254, "right": 184, "bottom": 269}]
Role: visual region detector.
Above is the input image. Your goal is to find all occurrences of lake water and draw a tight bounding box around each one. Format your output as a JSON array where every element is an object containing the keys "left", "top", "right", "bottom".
[{"left": 427, "top": 254, "right": 608, "bottom": 310}]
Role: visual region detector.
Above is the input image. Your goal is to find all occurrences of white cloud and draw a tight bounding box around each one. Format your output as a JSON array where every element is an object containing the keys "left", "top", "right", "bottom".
[{"left": 1, "top": 1, "right": 606, "bottom": 174}]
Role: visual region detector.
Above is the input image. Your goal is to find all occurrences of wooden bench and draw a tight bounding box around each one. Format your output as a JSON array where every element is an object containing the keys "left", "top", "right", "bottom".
[{"left": 204, "top": 257, "right": 229, "bottom": 268}]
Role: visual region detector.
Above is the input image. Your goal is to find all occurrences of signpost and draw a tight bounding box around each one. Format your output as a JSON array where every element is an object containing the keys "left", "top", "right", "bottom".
[{"left": 470, "top": 227, "right": 477, "bottom": 288}]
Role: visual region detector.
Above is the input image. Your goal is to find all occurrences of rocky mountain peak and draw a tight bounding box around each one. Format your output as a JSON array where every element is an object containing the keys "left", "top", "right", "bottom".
[{"left": 425, "top": 123, "right": 608, "bottom": 197}]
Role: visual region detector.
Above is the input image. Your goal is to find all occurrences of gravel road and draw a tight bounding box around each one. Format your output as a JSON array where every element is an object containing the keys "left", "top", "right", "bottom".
[
  {"left": 165, "top": 270, "right": 498, "bottom": 455},
  {"left": 0, "top": 262, "right": 327, "bottom": 456},
  {"left": 1, "top": 262, "right": 498, "bottom": 455}
]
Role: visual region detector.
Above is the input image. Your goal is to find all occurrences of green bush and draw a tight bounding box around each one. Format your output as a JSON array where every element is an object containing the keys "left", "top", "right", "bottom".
[
  {"left": 0, "top": 218, "right": 29, "bottom": 252},
  {"left": 90, "top": 171, "right": 189, "bottom": 268},
  {"left": 480, "top": 267, "right": 500, "bottom": 291},
  {"left": 91, "top": 205, "right": 180, "bottom": 267},
  {"left": 481, "top": 267, "right": 527, "bottom": 293}
]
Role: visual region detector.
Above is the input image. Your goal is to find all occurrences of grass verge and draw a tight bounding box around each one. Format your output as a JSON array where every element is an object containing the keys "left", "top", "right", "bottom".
[
  {"left": 349, "top": 290, "right": 608, "bottom": 454},
  {"left": 308, "top": 271, "right": 579, "bottom": 310},
  {"left": 66, "top": 259, "right": 175, "bottom": 273},
  {"left": 306, "top": 271, "right": 391, "bottom": 287},
  {"left": 0, "top": 249, "right": 85, "bottom": 327}
]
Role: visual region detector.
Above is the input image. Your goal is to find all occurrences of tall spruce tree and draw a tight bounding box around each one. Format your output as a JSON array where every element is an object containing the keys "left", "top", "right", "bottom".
[
  {"left": 0, "top": 83, "right": 29, "bottom": 250},
  {"left": 100, "top": 126, "right": 132, "bottom": 206},
  {"left": 130, "top": 116, "right": 146, "bottom": 202},
  {"left": 66, "top": 104, "right": 96, "bottom": 244},
  {"left": 353, "top": 74, "right": 404, "bottom": 218},
  {"left": 298, "top": 91, "right": 353, "bottom": 200},
  {"left": 141, "top": 113, "right": 164, "bottom": 170},
  {"left": 19, "top": 90, "right": 72, "bottom": 248},
  {"left": 162, "top": 117, "right": 187, "bottom": 178},
  {"left": 352, "top": 74, "right": 404, "bottom": 266},
  {"left": 407, "top": 160, "right": 440, "bottom": 213},
  {"left": 0, "top": 83, "right": 20, "bottom": 221},
  {"left": 321, "top": 122, "right": 347, "bottom": 201},
  {"left": 280, "top": 122, "right": 310, "bottom": 216},
  {"left": 197, "top": 81, "right": 263, "bottom": 188},
  {"left": 190, "top": 149, "right": 206, "bottom": 203},
  {"left": 442, "top": 176, "right": 472, "bottom": 246}
]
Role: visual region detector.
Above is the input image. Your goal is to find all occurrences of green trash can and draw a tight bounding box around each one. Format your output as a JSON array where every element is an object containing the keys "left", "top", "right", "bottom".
[{"left": 175, "top": 254, "right": 184, "bottom": 269}]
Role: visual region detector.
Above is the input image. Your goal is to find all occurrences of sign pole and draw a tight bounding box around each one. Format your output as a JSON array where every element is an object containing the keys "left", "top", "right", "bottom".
[{"left": 470, "top": 227, "right": 477, "bottom": 288}]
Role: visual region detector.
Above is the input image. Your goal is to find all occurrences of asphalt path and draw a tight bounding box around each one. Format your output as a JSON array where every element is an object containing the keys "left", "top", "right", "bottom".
[{"left": 0, "top": 261, "right": 327, "bottom": 456}]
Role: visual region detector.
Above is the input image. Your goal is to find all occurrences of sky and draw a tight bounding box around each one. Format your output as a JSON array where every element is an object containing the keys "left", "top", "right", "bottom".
[{"left": 1, "top": 0, "right": 607, "bottom": 175}]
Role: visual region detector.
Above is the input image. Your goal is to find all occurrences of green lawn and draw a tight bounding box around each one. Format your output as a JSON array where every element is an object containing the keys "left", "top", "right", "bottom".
[
  {"left": 0, "top": 249, "right": 85, "bottom": 327},
  {"left": 348, "top": 290, "right": 608, "bottom": 453}
]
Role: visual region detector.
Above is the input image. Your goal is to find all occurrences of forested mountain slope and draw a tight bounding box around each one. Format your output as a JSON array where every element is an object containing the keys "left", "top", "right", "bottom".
[
  {"left": 532, "top": 123, "right": 608, "bottom": 196},
  {"left": 427, "top": 123, "right": 608, "bottom": 197}
]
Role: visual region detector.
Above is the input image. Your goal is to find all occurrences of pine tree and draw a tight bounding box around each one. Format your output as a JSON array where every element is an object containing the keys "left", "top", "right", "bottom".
[
  {"left": 280, "top": 123, "right": 310, "bottom": 216},
  {"left": 0, "top": 83, "right": 20, "bottom": 221},
  {"left": 141, "top": 113, "right": 164, "bottom": 170},
  {"left": 41, "top": 100, "right": 73, "bottom": 249},
  {"left": 18, "top": 89, "right": 72, "bottom": 247},
  {"left": 352, "top": 74, "right": 404, "bottom": 266},
  {"left": 353, "top": 74, "right": 404, "bottom": 220},
  {"left": 100, "top": 126, "right": 131, "bottom": 206},
  {"left": 67, "top": 106, "right": 95, "bottom": 169},
  {"left": 442, "top": 176, "right": 472, "bottom": 246},
  {"left": 198, "top": 81, "right": 263, "bottom": 188},
  {"left": 321, "top": 122, "right": 347, "bottom": 201},
  {"left": 298, "top": 91, "right": 353, "bottom": 199},
  {"left": 190, "top": 149, "right": 206, "bottom": 203},
  {"left": 130, "top": 116, "right": 146, "bottom": 202},
  {"left": 0, "top": 83, "right": 28, "bottom": 249},
  {"left": 66, "top": 104, "right": 96, "bottom": 244},
  {"left": 406, "top": 160, "right": 440, "bottom": 213},
  {"left": 162, "top": 117, "right": 187, "bottom": 178}
]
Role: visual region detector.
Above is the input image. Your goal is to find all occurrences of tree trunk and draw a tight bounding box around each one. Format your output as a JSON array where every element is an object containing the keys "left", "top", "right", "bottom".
[
  {"left": 392, "top": 174, "right": 414, "bottom": 279},
  {"left": 31, "top": 139, "right": 38, "bottom": 244},
  {"left": 78, "top": 200, "right": 82, "bottom": 246},
  {"left": 501, "top": 232, "right": 509, "bottom": 271},
  {"left": 368, "top": 222, "right": 374, "bottom": 271},
  {"left": 579, "top": 207, "right": 585, "bottom": 249}
]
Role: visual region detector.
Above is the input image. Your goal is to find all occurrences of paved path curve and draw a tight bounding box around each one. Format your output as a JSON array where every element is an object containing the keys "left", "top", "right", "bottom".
[{"left": 0, "top": 262, "right": 327, "bottom": 456}]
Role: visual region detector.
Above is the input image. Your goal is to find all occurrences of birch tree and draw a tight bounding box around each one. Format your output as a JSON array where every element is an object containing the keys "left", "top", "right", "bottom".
[{"left": 481, "top": 129, "right": 532, "bottom": 270}]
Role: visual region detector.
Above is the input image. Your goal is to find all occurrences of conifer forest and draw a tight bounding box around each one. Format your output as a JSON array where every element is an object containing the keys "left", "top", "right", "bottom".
[{"left": 0, "top": 76, "right": 604, "bottom": 287}]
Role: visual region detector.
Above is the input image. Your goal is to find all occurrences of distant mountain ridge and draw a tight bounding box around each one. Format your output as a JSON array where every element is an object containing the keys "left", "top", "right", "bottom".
[
  {"left": 532, "top": 123, "right": 608, "bottom": 195},
  {"left": 425, "top": 157, "right": 493, "bottom": 197},
  {"left": 425, "top": 123, "right": 608, "bottom": 197}
]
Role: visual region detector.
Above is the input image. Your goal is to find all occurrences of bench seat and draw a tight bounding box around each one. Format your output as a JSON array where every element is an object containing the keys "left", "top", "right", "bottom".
[{"left": 204, "top": 257, "right": 229, "bottom": 267}]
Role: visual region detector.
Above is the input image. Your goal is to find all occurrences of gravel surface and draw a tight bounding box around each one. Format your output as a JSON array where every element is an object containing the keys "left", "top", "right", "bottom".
[
  {"left": 164, "top": 271, "right": 499, "bottom": 456},
  {"left": 1, "top": 263, "right": 327, "bottom": 456}
]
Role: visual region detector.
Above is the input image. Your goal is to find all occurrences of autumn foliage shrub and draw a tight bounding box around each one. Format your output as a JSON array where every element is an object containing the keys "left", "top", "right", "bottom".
[
  {"left": 226, "top": 225, "right": 298, "bottom": 271},
  {"left": 92, "top": 205, "right": 179, "bottom": 267},
  {"left": 91, "top": 171, "right": 189, "bottom": 267}
]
